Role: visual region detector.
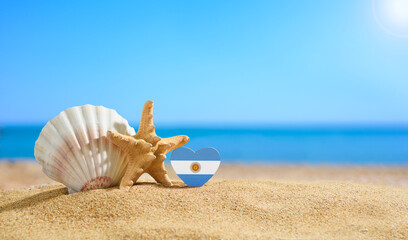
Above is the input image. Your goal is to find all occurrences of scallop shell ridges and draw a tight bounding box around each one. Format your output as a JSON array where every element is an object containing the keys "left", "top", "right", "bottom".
[{"left": 34, "top": 104, "right": 135, "bottom": 193}]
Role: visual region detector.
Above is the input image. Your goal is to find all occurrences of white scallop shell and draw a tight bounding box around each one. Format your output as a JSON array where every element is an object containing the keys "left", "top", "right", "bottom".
[{"left": 34, "top": 105, "right": 135, "bottom": 193}]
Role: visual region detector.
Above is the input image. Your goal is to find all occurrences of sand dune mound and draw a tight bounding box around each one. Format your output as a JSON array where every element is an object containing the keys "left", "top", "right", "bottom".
[{"left": 1, "top": 180, "right": 407, "bottom": 239}]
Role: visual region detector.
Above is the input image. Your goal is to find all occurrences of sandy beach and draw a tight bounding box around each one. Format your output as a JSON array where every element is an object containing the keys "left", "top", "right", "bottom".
[{"left": 1, "top": 161, "right": 408, "bottom": 239}]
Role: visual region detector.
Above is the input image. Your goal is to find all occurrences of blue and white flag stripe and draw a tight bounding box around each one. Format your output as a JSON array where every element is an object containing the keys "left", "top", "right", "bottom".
[
  {"left": 177, "top": 175, "right": 214, "bottom": 187},
  {"left": 171, "top": 160, "right": 221, "bottom": 174}
]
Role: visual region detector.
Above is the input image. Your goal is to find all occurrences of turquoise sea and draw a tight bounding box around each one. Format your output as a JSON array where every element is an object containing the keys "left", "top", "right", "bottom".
[{"left": 1, "top": 125, "right": 408, "bottom": 164}]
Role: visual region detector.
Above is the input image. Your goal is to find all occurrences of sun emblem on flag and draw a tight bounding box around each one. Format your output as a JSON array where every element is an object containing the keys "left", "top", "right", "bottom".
[{"left": 190, "top": 162, "right": 201, "bottom": 173}]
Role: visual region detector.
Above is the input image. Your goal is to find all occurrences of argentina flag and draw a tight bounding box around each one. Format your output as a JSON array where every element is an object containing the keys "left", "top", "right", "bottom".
[{"left": 170, "top": 147, "right": 221, "bottom": 187}]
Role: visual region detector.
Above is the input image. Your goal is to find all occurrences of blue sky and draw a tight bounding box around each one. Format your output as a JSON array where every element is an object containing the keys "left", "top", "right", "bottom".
[{"left": 1, "top": 1, "right": 407, "bottom": 125}]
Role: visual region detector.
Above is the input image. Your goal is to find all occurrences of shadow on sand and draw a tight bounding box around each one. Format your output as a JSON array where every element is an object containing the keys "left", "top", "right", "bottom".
[
  {"left": 0, "top": 187, "right": 68, "bottom": 213},
  {"left": 134, "top": 181, "right": 193, "bottom": 189},
  {"left": 0, "top": 181, "right": 192, "bottom": 213}
]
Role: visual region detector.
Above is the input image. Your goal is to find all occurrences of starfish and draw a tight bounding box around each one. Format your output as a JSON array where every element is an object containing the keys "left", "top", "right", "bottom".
[{"left": 107, "top": 100, "right": 189, "bottom": 190}]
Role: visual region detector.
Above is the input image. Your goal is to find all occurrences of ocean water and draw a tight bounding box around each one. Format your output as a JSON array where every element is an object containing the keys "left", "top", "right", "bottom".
[{"left": 1, "top": 125, "right": 408, "bottom": 165}]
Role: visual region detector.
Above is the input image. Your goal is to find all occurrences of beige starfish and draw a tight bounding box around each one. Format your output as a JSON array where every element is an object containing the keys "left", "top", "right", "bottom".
[{"left": 107, "top": 100, "right": 189, "bottom": 190}]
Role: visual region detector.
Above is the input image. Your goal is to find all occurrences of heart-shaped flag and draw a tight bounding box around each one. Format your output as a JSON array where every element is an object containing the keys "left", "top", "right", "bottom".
[{"left": 170, "top": 147, "right": 221, "bottom": 187}]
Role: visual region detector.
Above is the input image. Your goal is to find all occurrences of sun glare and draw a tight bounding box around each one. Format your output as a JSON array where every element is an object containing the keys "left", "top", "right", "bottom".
[{"left": 373, "top": 0, "right": 408, "bottom": 37}]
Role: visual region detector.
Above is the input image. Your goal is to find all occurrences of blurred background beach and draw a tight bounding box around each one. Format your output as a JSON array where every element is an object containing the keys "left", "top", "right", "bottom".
[
  {"left": 2, "top": 125, "right": 408, "bottom": 164},
  {"left": 1, "top": 0, "right": 408, "bottom": 183}
]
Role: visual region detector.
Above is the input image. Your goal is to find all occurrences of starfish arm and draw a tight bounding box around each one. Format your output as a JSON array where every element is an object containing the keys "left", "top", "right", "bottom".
[
  {"left": 145, "top": 158, "right": 172, "bottom": 187},
  {"left": 107, "top": 130, "right": 141, "bottom": 152},
  {"left": 137, "top": 100, "right": 154, "bottom": 134},
  {"left": 144, "top": 135, "right": 189, "bottom": 186},
  {"left": 121, "top": 152, "right": 156, "bottom": 190},
  {"left": 119, "top": 156, "right": 140, "bottom": 190},
  {"left": 134, "top": 100, "right": 161, "bottom": 145},
  {"left": 107, "top": 130, "right": 157, "bottom": 190},
  {"left": 157, "top": 135, "right": 190, "bottom": 155}
]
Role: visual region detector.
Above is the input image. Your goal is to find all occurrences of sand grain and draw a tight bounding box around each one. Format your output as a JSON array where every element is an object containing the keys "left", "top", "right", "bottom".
[{"left": 1, "top": 180, "right": 408, "bottom": 239}]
